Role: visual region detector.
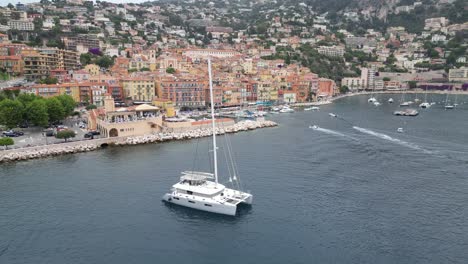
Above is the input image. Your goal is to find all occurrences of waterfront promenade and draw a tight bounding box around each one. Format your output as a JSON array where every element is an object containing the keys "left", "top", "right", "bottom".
[{"left": 0, "top": 120, "right": 277, "bottom": 162}]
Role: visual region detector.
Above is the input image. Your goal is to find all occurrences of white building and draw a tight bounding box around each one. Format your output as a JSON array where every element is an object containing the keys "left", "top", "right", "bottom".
[
  {"left": 448, "top": 67, "right": 468, "bottom": 82},
  {"left": 431, "top": 34, "right": 447, "bottom": 42},
  {"left": 317, "top": 46, "right": 345, "bottom": 57},
  {"left": 7, "top": 20, "right": 34, "bottom": 31}
]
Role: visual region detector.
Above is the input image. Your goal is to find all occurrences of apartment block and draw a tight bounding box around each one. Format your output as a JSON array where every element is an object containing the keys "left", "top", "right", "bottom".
[
  {"left": 317, "top": 45, "right": 345, "bottom": 57},
  {"left": 7, "top": 20, "right": 34, "bottom": 31},
  {"left": 22, "top": 48, "right": 79, "bottom": 80},
  {"left": 0, "top": 55, "right": 23, "bottom": 75},
  {"left": 121, "top": 78, "right": 156, "bottom": 102},
  {"left": 62, "top": 35, "right": 100, "bottom": 51},
  {"left": 157, "top": 75, "right": 206, "bottom": 107},
  {"left": 449, "top": 67, "right": 468, "bottom": 82}
]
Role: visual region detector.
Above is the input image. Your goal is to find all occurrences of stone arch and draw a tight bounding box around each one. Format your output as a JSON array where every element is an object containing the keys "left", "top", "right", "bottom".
[{"left": 109, "top": 128, "right": 118, "bottom": 137}]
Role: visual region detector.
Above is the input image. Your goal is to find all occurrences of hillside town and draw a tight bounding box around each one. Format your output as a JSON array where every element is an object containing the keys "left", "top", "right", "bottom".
[{"left": 0, "top": 0, "right": 466, "bottom": 145}]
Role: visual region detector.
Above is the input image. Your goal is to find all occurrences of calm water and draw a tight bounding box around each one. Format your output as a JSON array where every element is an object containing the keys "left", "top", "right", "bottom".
[{"left": 1, "top": 94, "right": 468, "bottom": 264}]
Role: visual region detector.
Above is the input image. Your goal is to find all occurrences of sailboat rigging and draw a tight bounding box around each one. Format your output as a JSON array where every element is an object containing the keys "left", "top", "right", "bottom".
[{"left": 162, "top": 58, "right": 253, "bottom": 216}]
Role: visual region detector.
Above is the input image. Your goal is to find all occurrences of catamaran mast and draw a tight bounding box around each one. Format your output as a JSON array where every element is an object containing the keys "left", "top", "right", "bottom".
[{"left": 208, "top": 58, "right": 219, "bottom": 184}]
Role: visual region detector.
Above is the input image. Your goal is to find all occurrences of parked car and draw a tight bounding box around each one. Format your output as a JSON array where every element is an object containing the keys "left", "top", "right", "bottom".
[
  {"left": 2, "top": 130, "right": 23, "bottom": 137},
  {"left": 90, "top": 130, "right": 100, "bottom": 135},
  {"left": 2, "top": 131, "right": 19, "bottom": 137},
  {"left": 43, "top": 129, "right": 55, "bottom": 137},
  {"left": 84, "top": 132, "right": 94, "bottom": 139}
]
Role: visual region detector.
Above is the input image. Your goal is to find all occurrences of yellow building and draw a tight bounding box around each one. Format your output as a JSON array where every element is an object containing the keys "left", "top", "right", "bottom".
[
  {"left": 152, "top": 98, "right": 176, "bottom": 117},
  {"left": 84, "top": 64, "right": 100, "bottom": 76},
  {"left": 121, "top": 78, "right": 156, "bottom": 102},
  {"left": 59, "top": 83, "right": 80, "bottom": 102}
]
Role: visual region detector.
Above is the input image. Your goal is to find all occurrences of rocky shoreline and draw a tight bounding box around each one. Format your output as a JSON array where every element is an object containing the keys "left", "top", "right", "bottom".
[{"left": 0, "top": 120, "right": 277, "bottom": 163}]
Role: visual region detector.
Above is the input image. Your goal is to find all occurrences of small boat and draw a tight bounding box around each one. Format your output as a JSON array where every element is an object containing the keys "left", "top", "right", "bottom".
[
  {"left": 419, "top": 102, "right": 431, "bottom": 108},
  {"left": 388, "top": 98, "right": 394, "bottom": 103},
  {"left": 397, "top": 128, "right": 404, "bottom": 133},
  {"left": 445, "top": 105, "right": 454, "bottom": 110},
  {"left": 328, "top": 113, "right": 338, "bottom": 118},
  {"left": 414, "top": 98, "right": 420, "bottom": 103},
  {"left": 305, "top": 106, "right": 320, "bottom": 111},
  {"left": 400, "top": 101, "right": 411, "bottom": 107},
  {"left": 279, "top": 106, "right": 294, "bottom": 113},
  {"left": 394, "top": 109, "right": 419, "bottom": 116},
  {"left": 272, "top": 107, "right": 280, "bottom": 112},
  {"left": 368, "top": 97, "right": 377, "bottom": 103},
  {"left": 373, "top": 101, "right": 381, "bottom": 106},
  {"left": 309, "top": 125, "right": 319, "bottom": 130}
]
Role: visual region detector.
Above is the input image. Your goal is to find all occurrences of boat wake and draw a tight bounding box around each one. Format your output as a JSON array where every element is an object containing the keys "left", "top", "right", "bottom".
[
  {"left": 310, "top": 126, "right": 357, "bottom": 140},
  {"left": 352, "top": 126, "right": 432, "bottom": 154}
]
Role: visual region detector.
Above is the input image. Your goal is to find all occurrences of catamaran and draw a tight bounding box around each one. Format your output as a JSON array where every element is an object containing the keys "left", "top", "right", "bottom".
[{"left": 162, "top": 59, "right": 253, "bottom": 216}]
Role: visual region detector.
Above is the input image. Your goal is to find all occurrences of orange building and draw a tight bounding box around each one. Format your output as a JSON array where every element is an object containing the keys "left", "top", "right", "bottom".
[{"left": 318, "top": 78, "right": 337, "bottom": 99}]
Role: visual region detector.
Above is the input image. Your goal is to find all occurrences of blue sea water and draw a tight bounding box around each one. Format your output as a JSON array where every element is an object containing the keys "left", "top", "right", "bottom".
[{"left": 1, "top": 94, "right": 467, "bottom": 264}]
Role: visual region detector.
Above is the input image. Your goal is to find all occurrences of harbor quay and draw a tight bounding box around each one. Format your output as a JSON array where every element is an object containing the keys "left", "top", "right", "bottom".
[{"left": 0, "top": 119, "right": 277, "bottom": 163}]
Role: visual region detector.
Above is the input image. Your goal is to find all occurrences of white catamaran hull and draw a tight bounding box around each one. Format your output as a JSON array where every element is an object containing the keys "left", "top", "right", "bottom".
[{"left": 163, "top": 190, "right": 252, "bottom": 216}]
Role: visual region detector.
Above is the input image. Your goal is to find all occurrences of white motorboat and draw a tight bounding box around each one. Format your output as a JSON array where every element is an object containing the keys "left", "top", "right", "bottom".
[
  {"left": 163, "top": 59, "right": 253, "bottom": 216},
  {"left": 373, "top": 101, "right": 381, "bottom": 106},
  {"left": 304, "top": 106, "right": 320, "bottom": 111},
  {"left": 279, "top": 106, "right": 294, "bottom": 113},
  {"left": 419, "top": 102, "right": 431, "bottom": 108},
  {"left": 328, "top": 113, "right": 338, "bottom": 118},
  {"left": 388, "top": 98, "right": 394, "bottom": 103},
  {"left": 394, "top": 109, "right": 419, "bottom": 116},
  {"left": 445, "top": 105, "right": 455, "bottom": 110},
  {"left": 309, "top": 125, "right": 319, "bottom": 130},
  {"left": 400, "top": 101, "right": 411, "bottom": 107},
  {"left": 368, "top": 97, "right": 377, "bottom": 103},
  {"left": 397, "top": 128, "right": 404, "bottom": 133}
]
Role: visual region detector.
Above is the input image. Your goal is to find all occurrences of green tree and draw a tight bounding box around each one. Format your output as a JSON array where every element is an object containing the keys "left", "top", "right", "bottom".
[
  {"left": 383, "top": 77, "right": 391, "bottom": 82},
  {"left": 45, "top": 97, "right": 65, "bottom": 124},
  {"left": 56, "top": 94, "right": 75, "bottom": 116},
  {"left": 0, "top": 99, "right": 24, "bottom": 129},
  {"left": 339, "top": 85, "right": 349, "bottom": 94},
  {"left": 166, "top": 67, "right": 176, "bottom": 74},
  {"left": 80, "top": 53, "right": 93, "bottom": 66},
  {"left": 7, "top": 3, "right": 14, "bottom": 9},
  {"left": 17, "top": 93, "right": 37, "bottom": 106},
  {"left": 95, "top": 56, "right": 114, "bottom": 68},
  {"left": 26, "top": 99, "right": 49, "bottom": 127},
  {"left": 39, "top": 76, "right": 58, "bottom": 84},
  {"left": 408, "top": 81, "right": 418, "bottom": 89},
  {"left": 0, "top": 137, "right": 14, "bottom": 150},
  {"left": 85, "top": 104, "right": 97, "bottom": 110},
  {"left": 55, "top": 129, "right": 75, "bottom": 142}
]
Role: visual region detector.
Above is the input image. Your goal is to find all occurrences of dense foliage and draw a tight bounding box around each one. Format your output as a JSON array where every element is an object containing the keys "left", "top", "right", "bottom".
[{"left": 0, "top": 91, "right": 75, "bottom": 129}]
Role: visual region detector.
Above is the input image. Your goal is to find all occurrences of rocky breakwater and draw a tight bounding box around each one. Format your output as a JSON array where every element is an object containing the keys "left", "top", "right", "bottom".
[
  {"left": 123, "top": 120, "right": 278, "bottom": 145},
  {"left": 0, "top": 143, "right": 99, "bottom": 162},
  {"left": 0, "top": 120, "right": 277, "bottom": 162}
]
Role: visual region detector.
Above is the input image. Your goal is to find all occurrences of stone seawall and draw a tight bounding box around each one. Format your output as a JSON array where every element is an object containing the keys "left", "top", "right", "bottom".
[{"left": 0, "top": 120, "right": 277, "bottom": 163}]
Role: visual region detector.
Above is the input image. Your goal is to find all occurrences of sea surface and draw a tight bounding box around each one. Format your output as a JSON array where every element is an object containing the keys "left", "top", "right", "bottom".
[{"left": 1, "top": 94, "right": 468, "bottom": 264}]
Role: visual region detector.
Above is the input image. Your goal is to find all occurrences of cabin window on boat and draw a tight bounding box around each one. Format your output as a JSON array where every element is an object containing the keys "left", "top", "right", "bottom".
[
  {"left": 187, "top": 191, "right": 193, "bottom": 195},
  {"left": 204, "top": 204, "right": 212, "bottom": 207},
  {"left": 173, "top": 197, "right": 179, "bottom": 200},
  {"left": 188, "top": 200, "right": 195, "bottom": 203}
]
